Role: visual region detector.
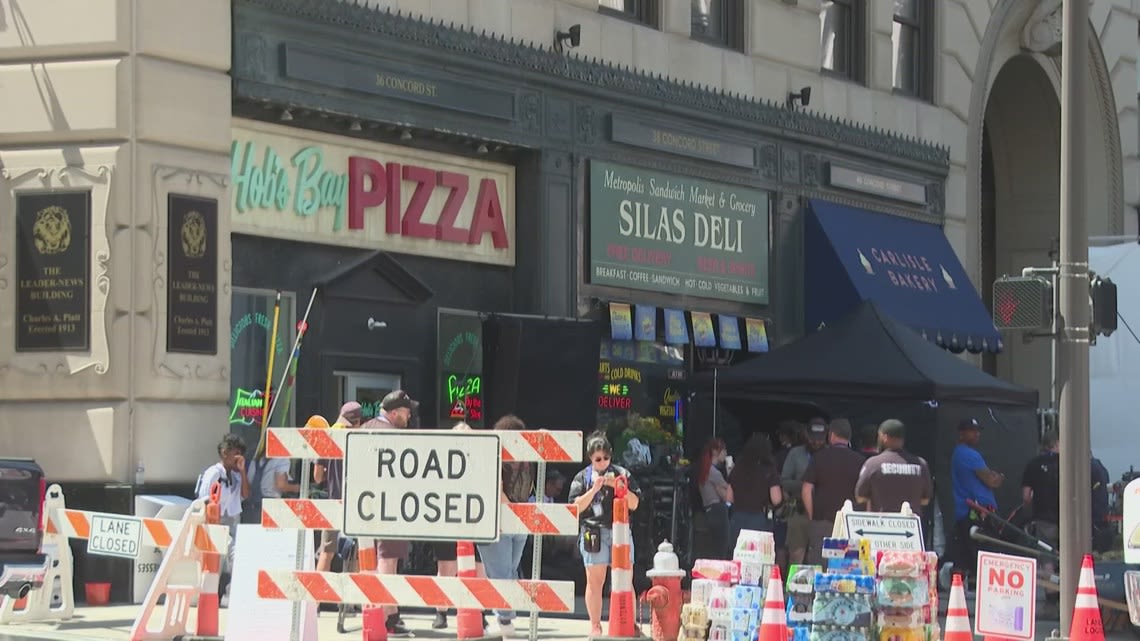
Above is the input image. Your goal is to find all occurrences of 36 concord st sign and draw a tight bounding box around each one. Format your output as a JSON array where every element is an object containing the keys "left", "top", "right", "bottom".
[{"left": 230, "top": 119, "right": 516, "bottom": 266}]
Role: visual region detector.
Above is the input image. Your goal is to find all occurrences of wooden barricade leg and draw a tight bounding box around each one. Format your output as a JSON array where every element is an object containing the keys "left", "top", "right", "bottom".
[
  {"left": 0, "top": 485, "right": 75, "bottom": 624},
  {"left": 129, "top": 499, "right": 213, "bottom": 641}
]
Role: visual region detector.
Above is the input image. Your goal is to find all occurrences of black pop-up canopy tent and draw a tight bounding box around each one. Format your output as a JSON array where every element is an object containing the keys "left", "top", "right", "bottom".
[{"left": 691, "top": 301, "right": 1040, "bottom": 539}]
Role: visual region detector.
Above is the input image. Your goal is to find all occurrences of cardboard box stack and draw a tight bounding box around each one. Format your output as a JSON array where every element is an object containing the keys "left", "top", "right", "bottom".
[{"left": 689, "top": 530, "right": 775, "bottom": 641}]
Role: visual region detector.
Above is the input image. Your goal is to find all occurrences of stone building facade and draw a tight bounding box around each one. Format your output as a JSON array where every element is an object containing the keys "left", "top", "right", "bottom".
[{"left": 0, "top": 0, "right": 1135, "bottom": 490}]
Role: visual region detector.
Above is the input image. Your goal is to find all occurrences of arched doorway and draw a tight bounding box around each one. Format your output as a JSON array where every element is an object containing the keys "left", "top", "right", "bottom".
[
  {"left": 980, "top": 55, "right": 1060, "bottom": 398},
  {"left": 969, "top": 1, "right": 1123, "bottom": 404}
]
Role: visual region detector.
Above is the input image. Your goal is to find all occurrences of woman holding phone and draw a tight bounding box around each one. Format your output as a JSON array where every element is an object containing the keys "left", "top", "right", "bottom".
[{"left": 567, "top": 432, "right": 642, "bottom": 637}]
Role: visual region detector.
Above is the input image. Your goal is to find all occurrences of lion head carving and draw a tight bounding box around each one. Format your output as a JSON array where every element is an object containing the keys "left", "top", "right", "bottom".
[
  {"left": 32, "top": 206, "right": 72, "bottom": 255},
  {"left": 180, "top": 211, "right": 207, "bottom": 258}
]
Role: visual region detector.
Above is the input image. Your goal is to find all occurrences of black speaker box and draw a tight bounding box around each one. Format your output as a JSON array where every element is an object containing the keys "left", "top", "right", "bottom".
[{"left": 482, "top": 315, "right": 602, "bottom": 431}]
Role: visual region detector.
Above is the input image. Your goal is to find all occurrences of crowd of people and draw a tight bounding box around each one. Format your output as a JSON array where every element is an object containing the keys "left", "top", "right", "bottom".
[
  {"left": 696, "top": 415, "right": 1114, "bottom": 595},
  {"left": 695, "top": 417, "right": 935, "bottom": 568}
]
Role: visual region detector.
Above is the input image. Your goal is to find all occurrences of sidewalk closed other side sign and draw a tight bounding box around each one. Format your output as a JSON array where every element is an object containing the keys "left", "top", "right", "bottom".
[
  {"left": 342, "top": 430, "right": 502, "bottom": 542},
  {"left": 88, "top": 514, "right": 142, "bottom": 559}
]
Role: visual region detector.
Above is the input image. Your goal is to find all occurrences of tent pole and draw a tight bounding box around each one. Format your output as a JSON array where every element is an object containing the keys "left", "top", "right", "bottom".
[{"left": 712, "top": 367, "right": 718, "bottom": 438}]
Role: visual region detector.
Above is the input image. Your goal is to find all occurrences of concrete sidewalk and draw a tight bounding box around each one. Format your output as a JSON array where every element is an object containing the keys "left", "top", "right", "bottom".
[{"left": 0, "top": 597, "right": 1135, "bottom": 641}]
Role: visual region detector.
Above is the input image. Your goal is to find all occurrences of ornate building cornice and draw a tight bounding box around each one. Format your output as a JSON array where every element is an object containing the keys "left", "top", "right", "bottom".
[{"left": 239, "top": 0, "right": 951, "bottom": 171}]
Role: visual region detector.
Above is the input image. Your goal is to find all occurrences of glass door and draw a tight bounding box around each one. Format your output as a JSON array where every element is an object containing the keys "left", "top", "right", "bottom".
[{"left": 338, "top": 371, "right": 402, "bottom": 422}]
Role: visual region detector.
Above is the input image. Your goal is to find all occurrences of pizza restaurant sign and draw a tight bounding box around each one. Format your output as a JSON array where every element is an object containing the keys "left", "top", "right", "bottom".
[{"left": 229, "top": 120, "right": 516, "bottom": 266}]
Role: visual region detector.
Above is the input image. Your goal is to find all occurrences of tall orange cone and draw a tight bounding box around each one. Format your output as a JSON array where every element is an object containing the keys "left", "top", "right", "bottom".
[
  {"left": 455, "top": 541, "right": 485, "bottom": 639},
  {"left": 1068, "top": 555, "right": 1105, "bottom": 641},
  {"left": 944, "top": 574, "right": 974, "bottom": 641},
  {"left": 607, "top": 477, "right": 637, "bottom": 639},
  {"left": 758, "top": 566, "right": 787, "bottom": 641}
]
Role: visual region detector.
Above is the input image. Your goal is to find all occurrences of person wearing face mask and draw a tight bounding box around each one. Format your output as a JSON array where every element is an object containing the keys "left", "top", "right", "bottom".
[{"left": 568, "top": 432, "right": 642, "bottom": 638}]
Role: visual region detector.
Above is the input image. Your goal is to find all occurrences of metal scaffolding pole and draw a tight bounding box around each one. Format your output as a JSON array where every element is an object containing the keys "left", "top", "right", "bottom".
[{"left": 1058, "top": 0, "right": 1092, "bottom": 631}]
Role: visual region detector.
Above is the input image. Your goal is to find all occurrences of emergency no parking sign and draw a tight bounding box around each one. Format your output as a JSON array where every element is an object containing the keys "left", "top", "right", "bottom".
[{"left": 341, "top": 430, "right": 502, "bottom": 542}]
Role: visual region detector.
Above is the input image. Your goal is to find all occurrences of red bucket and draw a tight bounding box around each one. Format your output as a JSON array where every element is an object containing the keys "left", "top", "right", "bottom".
[{"left": 85, "top": 582, "right": 111, "bottom": 606}]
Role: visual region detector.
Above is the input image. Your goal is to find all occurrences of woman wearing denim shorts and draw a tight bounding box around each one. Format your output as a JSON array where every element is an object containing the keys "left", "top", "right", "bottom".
[{"left": 567, "top": 433, "right": 642, "bottom": 638}]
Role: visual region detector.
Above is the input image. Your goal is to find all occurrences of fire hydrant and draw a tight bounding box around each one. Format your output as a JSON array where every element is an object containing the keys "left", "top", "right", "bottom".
[{"left": 644, "top": 540, "right": 686, "bottom": 641}]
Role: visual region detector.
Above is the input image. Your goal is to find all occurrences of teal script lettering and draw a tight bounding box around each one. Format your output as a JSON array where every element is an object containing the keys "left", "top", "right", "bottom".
[{"left": 231, "top": 140, "right": 349, "bottom": 230}]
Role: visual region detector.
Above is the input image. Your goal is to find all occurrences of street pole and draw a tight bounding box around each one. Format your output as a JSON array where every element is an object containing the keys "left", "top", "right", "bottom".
[{"left": 1058, "top": 0, "right": 1092, "bottom": 631}]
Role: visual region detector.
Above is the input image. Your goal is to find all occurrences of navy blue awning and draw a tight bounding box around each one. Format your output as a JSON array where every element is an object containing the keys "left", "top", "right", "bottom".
[{"left": 805, "top": 199, "right": 1002, "bottom": 354}]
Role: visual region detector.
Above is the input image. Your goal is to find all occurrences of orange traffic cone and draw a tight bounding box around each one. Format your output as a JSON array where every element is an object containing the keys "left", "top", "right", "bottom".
[
  {"left": 455, "top": 541, "right": 485, "bottom": 640},
  {"left": 758, "top": 566, "right": 787, "bottom": 641},
  {"left": 944, "top": 574, "right": 974, "bottom": 641},
  {"left": 1068, "top": 555, "right": 1105, "bottom": 641}
]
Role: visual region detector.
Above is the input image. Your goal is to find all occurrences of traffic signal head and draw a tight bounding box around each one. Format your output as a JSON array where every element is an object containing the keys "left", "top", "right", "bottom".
[
  {"left": 992, "top": 276, "right": 1053, "bottom": 330},
  {"left": 1090, "top": 274, "right": 1117, "bottom": 337}
]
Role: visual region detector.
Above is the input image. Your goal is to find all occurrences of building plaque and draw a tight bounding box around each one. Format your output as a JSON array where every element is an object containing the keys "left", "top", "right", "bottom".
[
  {"left": 827, "top": 164, "right": 928, "bottom": 205},
  {"left": 609, "top": 115, "right": 756, "bottom": 168},
  {"left": 15, "top": 191, "right": 91, "bottom": 352},
  {"left": 166, "top": 194, "right": 219, "bottom": 355}
]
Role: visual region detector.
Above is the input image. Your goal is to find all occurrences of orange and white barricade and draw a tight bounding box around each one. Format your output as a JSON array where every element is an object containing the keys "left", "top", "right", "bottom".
[
  {"left": 0, "top": 485, "right": 74, "bottom": 625},
  {"left": 261, "top": 498, "right": 577, "bottom": 537},
  {"left": 257, "top": 569, "right": 575, "bottom": 613},
  {"left": 266, "top": 427, "right": 583, "bottom": 463}
]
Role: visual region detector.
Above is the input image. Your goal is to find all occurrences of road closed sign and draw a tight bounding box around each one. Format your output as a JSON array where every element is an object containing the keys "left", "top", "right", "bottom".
[
  {"left": 975, "top": 551, "right": 1036, "bottom": 640},
  {"left": 342, "top": 430, "right": 502, "bottom": 542},
  {"left": 844, "top": 513, "right": 923, "bottom": 553},
  {"left": 88, "top": 514, "right": 142, "bottom": 559}
]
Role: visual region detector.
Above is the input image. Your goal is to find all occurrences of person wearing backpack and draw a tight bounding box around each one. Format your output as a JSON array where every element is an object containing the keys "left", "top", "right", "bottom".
[{"left": 242, "top": 453, "right": 298, "bottom": 525}]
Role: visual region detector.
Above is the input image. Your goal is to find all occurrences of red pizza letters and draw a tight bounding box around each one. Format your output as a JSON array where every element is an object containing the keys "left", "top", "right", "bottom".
[{"left": 348, "top": 157, "right": 509, "bottom": 249}]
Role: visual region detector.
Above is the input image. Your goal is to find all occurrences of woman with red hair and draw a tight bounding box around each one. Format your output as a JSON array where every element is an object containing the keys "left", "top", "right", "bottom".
[{"left": 696, "top": 437, "right": 734, "bottom": 558}]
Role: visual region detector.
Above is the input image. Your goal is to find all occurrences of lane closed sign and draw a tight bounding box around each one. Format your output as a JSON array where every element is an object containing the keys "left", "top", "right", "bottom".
[
  {"left": 88, "top": 515, "right": 142, "bottom": 559},
  {"left": 342, "top": 430, "right": 502, "bottom": 542}
]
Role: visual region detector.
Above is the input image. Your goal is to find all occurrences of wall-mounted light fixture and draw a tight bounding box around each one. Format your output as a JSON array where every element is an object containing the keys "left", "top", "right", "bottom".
[
  {"left": 554, "top": 24, "right": 581, "bottom": 53},
  {"left": 400, "top": 128, "right": 413, "bottom": 141},
  {"left": 280, "top": 108, "right": 293, "bottom": 121},
  {"left": 367, "top": 317, "right": 388, "bottom": 331},
  {"left": 476, "top": 143, "right": 489, "bottom": 154},
  {"left": 349, "top": 119, "right": 362, "bottom": 131},
  {"left": 787, "top": 86, "right": 812, "bottom": 109}
]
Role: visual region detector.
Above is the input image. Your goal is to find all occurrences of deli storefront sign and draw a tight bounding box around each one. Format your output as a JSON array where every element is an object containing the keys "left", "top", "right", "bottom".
[
  {"left": 230, "top": 119, "right": 515, "bottom": 266},
  {"left": 588, "top": 160, "right": 770, "bottom": 305}
]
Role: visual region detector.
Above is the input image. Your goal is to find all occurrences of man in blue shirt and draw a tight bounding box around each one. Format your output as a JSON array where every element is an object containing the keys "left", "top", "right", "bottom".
[{"left": 950, "top": 418, "right": 1003, "bottom": 588}]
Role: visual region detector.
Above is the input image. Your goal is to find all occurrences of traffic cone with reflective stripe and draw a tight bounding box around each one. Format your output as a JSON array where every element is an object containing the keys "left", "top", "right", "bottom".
[
  {"left": 758, "top": 566, "right": 787, "bottom": 641},
  {"left": 456, "top": 541, "right": 485, "bottom": 639},
  {"left": 1068, "top": 555, "right": 1104, "bottom": 641},
  {"left": 607, "top": 478, "right": 637, "bottom": 639},
  {"left": 358, "top": 538, "right": 387, "bottom": 641},
  {"left": 944, "top": 574, "right": 974, "bottom": 641}
]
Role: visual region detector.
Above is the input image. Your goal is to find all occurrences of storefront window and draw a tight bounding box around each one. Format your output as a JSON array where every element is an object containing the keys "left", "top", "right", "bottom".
[
  {"left": 597, "top": 339, "right": 686, "bottom": 467},
  {"left": 229, "top": 289, "right": 295, "bottom": 450}
]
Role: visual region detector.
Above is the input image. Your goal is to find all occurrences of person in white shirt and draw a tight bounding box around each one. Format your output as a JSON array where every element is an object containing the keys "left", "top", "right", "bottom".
[{"left": 196, "top": 434, "right": 250, "bottom": 603}]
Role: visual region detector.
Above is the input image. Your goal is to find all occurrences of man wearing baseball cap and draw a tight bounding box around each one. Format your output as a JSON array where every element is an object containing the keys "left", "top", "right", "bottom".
[
  {"left": 854, "top": 420, "right": 932, "bottom": 514},
  {"left": 950, "top": 417, "right": 1003, "bottom": 588},
  {"left": 360, "top": 389, "right": 418, "bottom": 635}
]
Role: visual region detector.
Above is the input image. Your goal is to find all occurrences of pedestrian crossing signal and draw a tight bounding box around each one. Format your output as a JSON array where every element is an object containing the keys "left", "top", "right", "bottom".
[{"left": 992, "top": 276, "right": 1052, "bottom": 330}]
